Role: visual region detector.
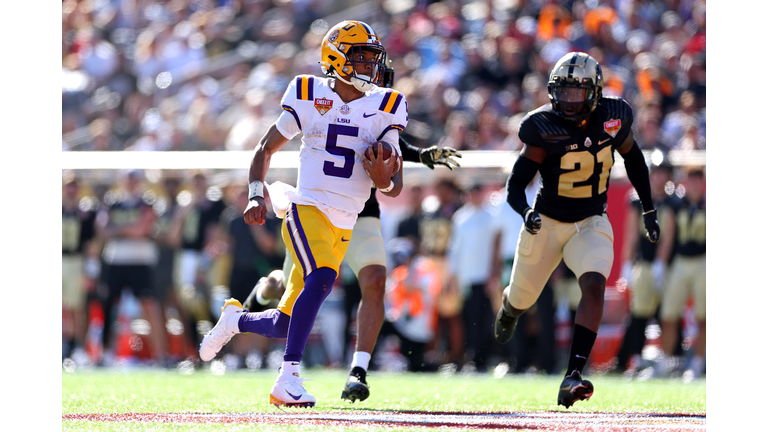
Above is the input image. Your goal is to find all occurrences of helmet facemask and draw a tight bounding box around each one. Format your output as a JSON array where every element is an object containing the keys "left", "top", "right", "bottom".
[
  {"left": 328, "top": 45, "right": 385, "bottom": 92},
  {"left": 548, "top": 79, "right": 600, "bottom": 122}
]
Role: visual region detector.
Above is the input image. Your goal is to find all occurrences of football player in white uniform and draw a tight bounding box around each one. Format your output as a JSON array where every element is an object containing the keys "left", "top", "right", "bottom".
[
  {"left": 199, "top": 20, "right": 407, "bottom": 407},
  {"left": 241, "top": 57, "right": 462, "bottom": 403}
]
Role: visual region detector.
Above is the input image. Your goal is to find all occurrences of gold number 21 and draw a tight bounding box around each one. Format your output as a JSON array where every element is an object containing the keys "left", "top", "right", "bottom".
[{"left": 558, "top": 147, "right": 614, "bottom": 198}]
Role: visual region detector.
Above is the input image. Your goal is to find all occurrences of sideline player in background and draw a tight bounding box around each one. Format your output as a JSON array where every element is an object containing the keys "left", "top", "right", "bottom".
[
  {"left": 615, "top": 150, "right": 676, "bottom": 375},
  {"left": 242, "top": 56, "right": 461, "bottom": 403},
  {"left": 96, "top": 169, "right": 170, "bottom": 366},
  {"left": 493, "top": 52, "right": 660, "bottom": 408},
  {"left": 656, "top": 167, "right": 705, "bottom": 378},
  {"left": 198, "top": 21, "right": 405, "bottom": 407},
  {"left": 62, "top": 173, "right": 97, "bottom": 360}
]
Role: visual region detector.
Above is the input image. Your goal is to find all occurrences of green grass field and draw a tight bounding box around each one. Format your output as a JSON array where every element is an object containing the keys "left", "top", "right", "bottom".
[{"left": 62, "top": 367, "right": 705, "bottom": 431}]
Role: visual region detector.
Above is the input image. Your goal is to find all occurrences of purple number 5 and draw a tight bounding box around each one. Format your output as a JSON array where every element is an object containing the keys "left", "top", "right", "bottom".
[{"left": 323, "top": 124, "right": 359, "bottom": 178}]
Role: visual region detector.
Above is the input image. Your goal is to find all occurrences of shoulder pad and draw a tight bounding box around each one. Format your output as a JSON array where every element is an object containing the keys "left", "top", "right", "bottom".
[
  {"left": 519, "top": 109, "right": 570, "bottom": 144},
  {"left": 378, "top": 89, "right": 404, "bottom": 114},
  {"left": 599, "top": 97, "right": 633, "bottom": 121}
]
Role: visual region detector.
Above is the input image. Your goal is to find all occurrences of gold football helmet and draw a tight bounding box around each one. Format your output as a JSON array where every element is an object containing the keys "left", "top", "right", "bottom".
[
  {"left": 547, "top": 52, "right": 603, "bottom": 122},
  {"left": 320, "top": 20, "right": 386, "bottom": 92}
]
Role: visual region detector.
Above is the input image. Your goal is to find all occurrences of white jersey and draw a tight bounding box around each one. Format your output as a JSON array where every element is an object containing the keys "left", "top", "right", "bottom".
[{"left": 275, "top": 75, "right": 408, "bottom": 229}]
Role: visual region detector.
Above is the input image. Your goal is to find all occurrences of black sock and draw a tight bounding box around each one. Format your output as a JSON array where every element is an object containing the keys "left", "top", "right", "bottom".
[{"left": 566, "top": 324, "right": 597, "bottom": 376}]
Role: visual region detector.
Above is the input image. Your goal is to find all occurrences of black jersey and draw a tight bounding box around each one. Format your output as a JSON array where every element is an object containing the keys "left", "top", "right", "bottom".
[
  {"left": 181, "top": 197, "right": 226, "bottom": 251},
  {"left": 671, "top": 196, "right": 706, "bottom": 257},
  {"left": 631, "top": 195, "right": 675, "bottom": 263},
  {"left": 101, "top": 190, "right": 158, "bottom": 265},
  {"left": 62, "top": 200, "right": 96, "bottom": 255},
  {"left": 518, "top": 97, "right": 634, "bottom": 222},
  {"left": 359, "top": 188, "right": 380, "bottom": 218}
]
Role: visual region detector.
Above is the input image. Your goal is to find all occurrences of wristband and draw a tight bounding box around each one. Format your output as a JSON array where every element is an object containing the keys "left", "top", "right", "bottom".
[
  {"left": 642, "top": 208, "right": 656, "bottom": 216},
  {"left": 248, "top": 180, "right": 264, "bottom": 200},
  {"left": 256, "top": 288, "right": 271, "bottom": 306},
  {"left": 378, "top": 179, "right": 395, "bottom": 193}
]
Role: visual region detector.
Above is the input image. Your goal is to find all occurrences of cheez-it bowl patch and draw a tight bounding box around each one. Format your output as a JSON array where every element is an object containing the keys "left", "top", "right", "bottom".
[
  {"left": 603, "top": 119, "right": 621, "bottom": 138},
  {"left": 315, "top": 97, "right": 333, "bottom": 115}
]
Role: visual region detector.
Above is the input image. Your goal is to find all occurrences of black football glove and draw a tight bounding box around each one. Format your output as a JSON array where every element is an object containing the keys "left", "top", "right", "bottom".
[
  {"left": 523, "top": 208, "right": 542, "bottom": 235},
  {"left": 419, "top": 146, "right": 462, "bottom": 170},
  {"left": 643, "top": 209, "right": 660, "bottom": 243}
]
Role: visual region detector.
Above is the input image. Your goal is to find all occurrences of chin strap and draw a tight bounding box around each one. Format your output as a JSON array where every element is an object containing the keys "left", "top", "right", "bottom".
[{"left": 334, "top": 71, "right": 375, "bottom": 92}]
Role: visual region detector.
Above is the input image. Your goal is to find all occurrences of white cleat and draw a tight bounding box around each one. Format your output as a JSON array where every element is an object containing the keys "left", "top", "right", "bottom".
[
  {"left": 270, "top": 376, "right": 317, "bottom": 408},
  {"left": 199, "top": 299, "right": 244, "bottom": 361}
]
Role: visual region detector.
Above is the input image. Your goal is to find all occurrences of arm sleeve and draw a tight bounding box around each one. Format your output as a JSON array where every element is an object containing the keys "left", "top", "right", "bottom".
[
  {"left": 505, "top": 155, "right": 541, "bottom": 217},
  {"left": 398, "top": 136, "right": 422, "bottom": 163},
  {"left": 621, "top": 141, "right": 654, "bottom": 212}
]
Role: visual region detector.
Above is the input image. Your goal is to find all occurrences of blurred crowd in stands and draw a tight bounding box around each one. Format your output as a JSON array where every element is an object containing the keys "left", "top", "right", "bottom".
[
  {"left": 62, "top": 0, "right": 705, "bottom": 153},
  {"left": 62, "top": 0, "right": 706, "bottom": 377}
]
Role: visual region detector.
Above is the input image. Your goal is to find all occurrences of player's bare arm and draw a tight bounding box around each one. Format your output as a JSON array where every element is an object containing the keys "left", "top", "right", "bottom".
[
  {"left": 244, "top": 123, "right": 290, "bottom": 225},
  {"left": 617, "top": 131, "right": 660, "bottom": 243}
]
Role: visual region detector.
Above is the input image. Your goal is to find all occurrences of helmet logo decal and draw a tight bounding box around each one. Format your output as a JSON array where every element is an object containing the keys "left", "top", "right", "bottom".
[
  {"left": 329, "top": 29, "right": 340, "bottom": 42},
  {"left": 604, "top": 119, "right": 621, "bottom": 137},
  {"left": 314, "top": 98, "right": 333, "bottom": 115}
]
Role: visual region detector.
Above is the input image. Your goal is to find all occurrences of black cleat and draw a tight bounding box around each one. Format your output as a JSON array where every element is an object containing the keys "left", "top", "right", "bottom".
[
  {"left": 341, "top": 367, "right": 370, "bottom": 403},
  {"left": 557, "top": 370, "right": 594, "bottom": 409},
  {"left": 494, "top": 306, "right": 518, "bottom": 344}
]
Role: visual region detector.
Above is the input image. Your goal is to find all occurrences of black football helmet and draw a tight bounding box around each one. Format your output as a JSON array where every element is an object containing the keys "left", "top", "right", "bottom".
[
  {"left": 382, "top": 52, "right": 395, "bottom": 89},
  {"left": 547, "top": 52, "right": 603, "bottom": 123}
]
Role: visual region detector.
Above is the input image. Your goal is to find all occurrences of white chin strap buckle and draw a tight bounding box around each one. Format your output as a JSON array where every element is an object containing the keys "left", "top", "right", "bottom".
[{"left": 352, "top": 74, "right": 374, "bottom": 92}]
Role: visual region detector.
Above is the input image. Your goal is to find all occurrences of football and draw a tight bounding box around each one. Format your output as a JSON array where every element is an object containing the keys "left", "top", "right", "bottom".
[{"left": 366, "top": 141, "right": 394, "bottom": 161}]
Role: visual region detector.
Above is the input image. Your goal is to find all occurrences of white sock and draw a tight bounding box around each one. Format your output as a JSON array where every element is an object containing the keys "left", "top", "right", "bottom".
[
  {"left": 351, "top": 351, "right": 371, "bottom": 371},
  {"left": 278, "top": 361, "right": 301, "bottom": 380}
]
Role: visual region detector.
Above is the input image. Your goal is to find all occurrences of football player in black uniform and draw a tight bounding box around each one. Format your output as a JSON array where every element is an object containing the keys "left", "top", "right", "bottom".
[
  {"left": 62, "top": 174, "right": 97, "bottom": 360},
  {"left": 494, "top": 52, "right": 660, "bottom": 408},
  {"left": 97, "top": 170, "right": 169, "bottom": 365},
  {"left": 242, "top": 58, "right": 461, "bottom": 403},
  {"left": 657, "top": 167, "right": 705, "bottom": 378},
  {"left": 615, "top": 151, "right": 677, "bottom": 375}
]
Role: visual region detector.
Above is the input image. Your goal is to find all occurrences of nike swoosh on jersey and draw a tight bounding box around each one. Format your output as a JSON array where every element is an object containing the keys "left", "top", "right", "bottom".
[
  {"left": 341, "top": 237, "right": 350, "bottom": 242},
  {"left": 363, "top": 113, "right": 376, "bottom": 118},
  {"left": 598, "top": 139, "right": 610, "bottom": 145},
  {"left": 285, "top": 390, "right": 303, "bottom": 401}
]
